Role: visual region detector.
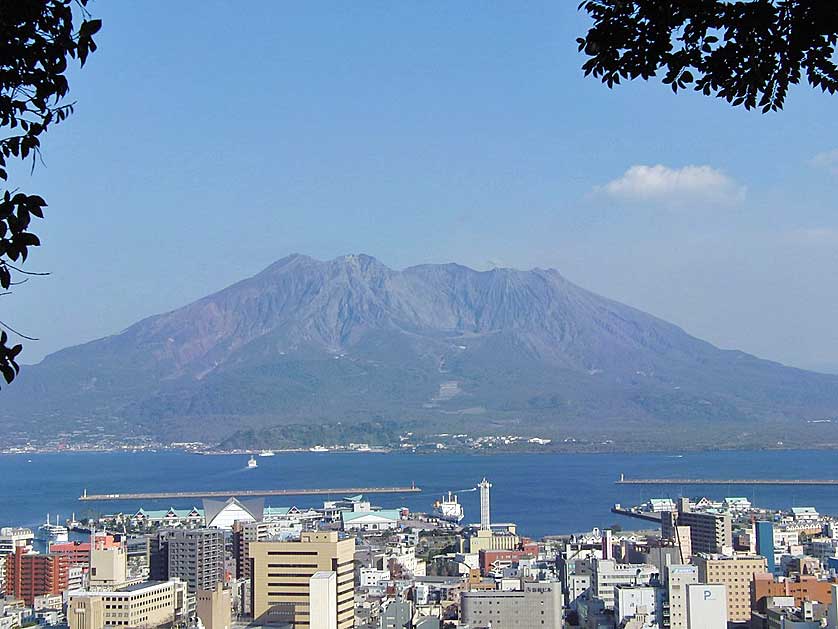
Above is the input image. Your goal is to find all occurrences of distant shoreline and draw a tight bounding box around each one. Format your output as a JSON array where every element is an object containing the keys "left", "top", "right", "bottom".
[{"left": 2, "top": 443, "right": 837, "bottom": 456}]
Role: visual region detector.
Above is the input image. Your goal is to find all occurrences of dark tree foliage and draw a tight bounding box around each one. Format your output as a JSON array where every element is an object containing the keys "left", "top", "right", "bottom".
[
  {"left": 577, "top": 1, "right": 838, "bottom": 112},
  {"left": 0, "top": 0, "right": 100, "bottom": 385}
]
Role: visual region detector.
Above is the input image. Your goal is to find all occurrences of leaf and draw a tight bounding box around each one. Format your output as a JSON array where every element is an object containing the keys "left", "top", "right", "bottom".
[
  {"left": 17, "top": 233, "right": 41, "bottom": 247},
  {"left": 83, "top": 19, "right": 103, "bottom": 36}
]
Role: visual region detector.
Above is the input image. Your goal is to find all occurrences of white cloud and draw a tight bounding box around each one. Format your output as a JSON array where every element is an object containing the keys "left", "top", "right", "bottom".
[
  {"left": 810, "top": 149, "right": 838, "bottom": 174},
  {"left": 595, "top": 164, "right": 746, "bottom": 208}
]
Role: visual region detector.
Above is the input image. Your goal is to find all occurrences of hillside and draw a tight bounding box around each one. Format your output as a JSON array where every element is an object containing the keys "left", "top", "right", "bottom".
[{"left": 4, "top": 254, "right": 838, "bottom": 449}]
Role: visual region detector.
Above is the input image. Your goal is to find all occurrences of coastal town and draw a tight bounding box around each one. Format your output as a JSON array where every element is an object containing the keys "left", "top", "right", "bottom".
[
  {"left": 4, "top": 1, "right": 838, "bottom": 629},
  {"left": 0, "top": 434, "right": 561, "bottom": 457},
  {"left": 3, "top": 477, "right": 838, "bottom": 628}
]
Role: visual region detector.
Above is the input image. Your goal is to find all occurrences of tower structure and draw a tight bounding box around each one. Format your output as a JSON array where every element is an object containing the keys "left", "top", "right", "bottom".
[{"left": 478, "top": 478, "right": 492, "bottom": 531}]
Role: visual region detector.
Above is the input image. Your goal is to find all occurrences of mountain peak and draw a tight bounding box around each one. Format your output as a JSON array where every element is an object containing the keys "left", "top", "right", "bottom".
[
  {"left": 260, "top": 252, "right": 320, "bottom": 273},
  {"left": 5, "top": 253, "right": 838, "bottom": 449}
]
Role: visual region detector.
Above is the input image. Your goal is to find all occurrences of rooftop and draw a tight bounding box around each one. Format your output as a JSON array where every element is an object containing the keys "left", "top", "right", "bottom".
[
  {"left": 343, "top": 509, "right": 401, "bottom": 522},
  {"left": 119, "top": 580, "right": 174, "bottom": 593}
]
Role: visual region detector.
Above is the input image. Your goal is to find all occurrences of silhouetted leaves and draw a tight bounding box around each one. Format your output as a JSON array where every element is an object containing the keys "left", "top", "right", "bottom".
[
  {"left": 577, "top": 1, "right": 838, "bottom": 112},
  {"left": 0, "top": 0, "right": 100, "bottom": 387},
  {"left": 0, "top": 332, "right": 22, "bottom": 384}
]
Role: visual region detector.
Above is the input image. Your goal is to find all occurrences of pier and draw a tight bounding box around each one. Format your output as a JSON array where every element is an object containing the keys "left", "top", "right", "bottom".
[
  {"left": 616, "top": 474, "right": 838, "bottom": 486},
  {"left": 79, "top": 485, "right": 421, "bottom": 502},
  {"left": 611, "top": 506, "right": 663, "bottom": 523}
]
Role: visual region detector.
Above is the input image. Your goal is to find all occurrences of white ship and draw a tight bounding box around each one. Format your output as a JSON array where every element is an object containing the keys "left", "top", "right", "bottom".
[
  {"left": 37, "top": 514, "right": 69, "bottom": 543},
  {"left": 259, "top": 450, "right": 275, "bottom": 457},
  {"left": 309, "top": 445, "right": 329, "bottom": 453},
  {"left": 247, "top": 456, "right": 258, "bottom": 468},
  {"left": 432, "top": 492, "right": 465, "bottom": 523}
]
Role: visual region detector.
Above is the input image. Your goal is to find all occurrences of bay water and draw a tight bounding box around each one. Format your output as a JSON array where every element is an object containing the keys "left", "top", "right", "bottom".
[{"left": 3, "top": 450, "right": 838, "bottom": 539}]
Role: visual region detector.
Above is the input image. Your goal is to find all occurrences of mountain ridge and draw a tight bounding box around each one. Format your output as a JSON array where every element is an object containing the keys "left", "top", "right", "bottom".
[{"left": 4, "top": 253, "right": 837, "bottom": 448}]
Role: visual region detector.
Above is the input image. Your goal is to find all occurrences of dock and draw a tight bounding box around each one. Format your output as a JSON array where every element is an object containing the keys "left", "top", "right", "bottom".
[
  {"left": 79, "top": 485, "right": 421, "bottom": 502},
  {"left": 611, "top": 506, "right": 663, "bottom": 523},
  {"left": 616, "top": 475, "right": 838, "bottom": 486}
]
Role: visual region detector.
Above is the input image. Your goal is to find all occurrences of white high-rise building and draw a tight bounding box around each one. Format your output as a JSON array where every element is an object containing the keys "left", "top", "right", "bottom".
[
  {"left": 828, "top": 583, "right": 838, "bottom": 629},
  {"left": 478, "top": 478, "right": 492, "bottom": 531},
  {"left": 686, "top": 584, "right": 727, "bottom": 629},
  {"left": 591, "top": 558, "right": 658, "bottom": 610},
  {"left": 0, "top": 528, "right": 33, "bottom": 555},
  {"left": 309, "top": 571, "right": 337, "bottom": 629},
  {"left": 614, "top": 584, "right": 662, "bottom": 626},
  {"left": 666, "top": 564, "right": 699, "bottom": 629}
]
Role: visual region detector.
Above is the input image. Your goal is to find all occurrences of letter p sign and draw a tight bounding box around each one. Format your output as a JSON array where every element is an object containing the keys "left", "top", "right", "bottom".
[{"left": 703, "top": 589, "right": 712, "bottom": 600}]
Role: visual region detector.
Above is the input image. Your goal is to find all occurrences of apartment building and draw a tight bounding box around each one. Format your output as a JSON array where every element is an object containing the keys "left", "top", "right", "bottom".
[
  {"left": 677, "top": 511, "right": 732, "bottom": 555},
  {"left": 3, "top": 547, "right": 70, "bottom": 606},
  {"left": 150, "top": 528, "right": 224, "bottom": 593},
  {"left": 231, "top": 520, "right": 280, "bottom": 580}
]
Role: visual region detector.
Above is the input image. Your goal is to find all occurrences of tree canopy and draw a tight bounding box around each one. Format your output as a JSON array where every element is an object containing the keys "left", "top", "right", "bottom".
[
  {"left": 0, "top": 0, "right": 100, "bottom": 385},
  {"left": 577, "top": 0, "right": 838, "bottom": 112}
]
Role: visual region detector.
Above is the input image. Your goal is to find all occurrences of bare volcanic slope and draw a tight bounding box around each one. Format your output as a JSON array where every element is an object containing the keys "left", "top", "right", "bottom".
[{"left": 4, "top": 254, "right": 838, "bottom": 445}]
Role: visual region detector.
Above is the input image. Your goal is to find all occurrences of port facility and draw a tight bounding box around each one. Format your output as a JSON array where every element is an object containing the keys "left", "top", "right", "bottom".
[{"left": 616, "top": 474, "right": 838, "bottom": 486}]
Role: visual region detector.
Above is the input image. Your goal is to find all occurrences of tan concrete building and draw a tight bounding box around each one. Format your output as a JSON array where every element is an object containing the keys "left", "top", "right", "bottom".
[
  {"left": 68, "top": 579, "right": 187, "bottom": 629},
  {"left": 674, "top": 525, "right": 692, "bottom": 562},
  {"left": 693, "top": 553, "right": 767, "bottom": 623},
  {"left": 468, "top": 529, "right": 520, "bottom": 553},
  {"left": 196, "top": 582, "right": 232, "bottom": 629},
  {"left": 89, "top": 545, "right": 127, "bottom": 589},
  {"left": 250, "top": 531, "right": 354, "bottom": 629},
  {"left": 231, "top": 520, "right": 272, "bottom": 580}
]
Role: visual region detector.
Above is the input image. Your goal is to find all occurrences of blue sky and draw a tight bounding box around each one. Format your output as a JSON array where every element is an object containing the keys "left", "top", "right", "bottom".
[{"left": 6, "top": 1, "right": 838, "bottom": 369}]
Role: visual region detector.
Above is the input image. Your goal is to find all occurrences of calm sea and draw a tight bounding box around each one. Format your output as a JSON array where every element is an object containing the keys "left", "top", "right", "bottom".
[{"left": 3, "top": 450, "right": 838, "bottom": 539}]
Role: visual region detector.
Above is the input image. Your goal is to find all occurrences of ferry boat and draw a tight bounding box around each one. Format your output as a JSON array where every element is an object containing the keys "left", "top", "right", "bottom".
[
  {"left": 247, "top": 456, "right": 258, "bottom": 469},
  {"left": 37, "top": 514, "right": 69, "bottom": 543},
  {"left": 309, "top": 445, "right": 329, "bottom": 453},
  {"left": 432, "top": 492, "right": 465, "bottom": 523},
  {"left": 259, "top": 450, "right": 275, "bottom": 457}
]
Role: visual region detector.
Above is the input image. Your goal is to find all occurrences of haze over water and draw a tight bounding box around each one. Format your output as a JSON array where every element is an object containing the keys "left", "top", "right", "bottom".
[{"left": 4, "top": 450, "right": 838, "bottom": 538}]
